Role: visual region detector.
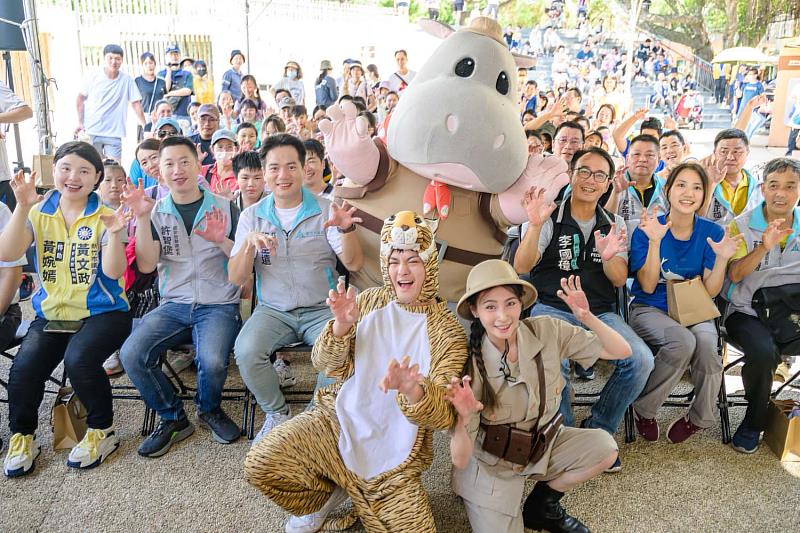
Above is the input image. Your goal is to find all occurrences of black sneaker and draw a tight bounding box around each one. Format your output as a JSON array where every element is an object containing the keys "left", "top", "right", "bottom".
[
  {"left": 138, "top": 417, "right": 194, "bottom": 458},
  {"left": 575, "top": 364, "right": 595, "bottom": 381},
  {"left": 198, "top": 408, "right": 240, "bottom": 444}
]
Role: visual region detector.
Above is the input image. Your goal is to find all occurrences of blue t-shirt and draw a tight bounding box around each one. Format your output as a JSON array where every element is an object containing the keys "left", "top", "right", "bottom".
[
  {"left": 629, "top": 215, "right": 724, "bottom": 312},
  {"left": 128, "top": 159, "right": 158, "bottom": 189},
  {"left": 737, "top": 81, "right": 764, "bottom": 117},
  {"left": 158, "top": 68, "right": 193, "bottom": 117}
]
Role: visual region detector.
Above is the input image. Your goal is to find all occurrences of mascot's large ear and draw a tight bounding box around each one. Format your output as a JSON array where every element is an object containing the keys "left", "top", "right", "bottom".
[{"left": 418, "top": 18, "right": 456, "bottom": 39}]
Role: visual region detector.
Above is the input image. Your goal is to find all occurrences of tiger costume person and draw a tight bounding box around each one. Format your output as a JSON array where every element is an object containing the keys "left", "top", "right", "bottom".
[{"left": 244, "top": 211, "right": 468, "bottom": 532}]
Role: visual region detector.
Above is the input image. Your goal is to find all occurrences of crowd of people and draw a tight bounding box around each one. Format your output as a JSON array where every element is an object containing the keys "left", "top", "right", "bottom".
[{"left": 0, "top": 12, "right": 798, "bottom": 533}]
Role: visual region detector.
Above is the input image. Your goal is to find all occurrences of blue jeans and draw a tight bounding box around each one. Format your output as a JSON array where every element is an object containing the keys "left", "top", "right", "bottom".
[
  {"left": 89, "top": 135, "right": 122, "bottom": 160},
  {"left": 530, "top": 303, "right": 654, "bottom": 434},
  {"left": 120, "top": 302, "right": 241, "bottom": 420}
]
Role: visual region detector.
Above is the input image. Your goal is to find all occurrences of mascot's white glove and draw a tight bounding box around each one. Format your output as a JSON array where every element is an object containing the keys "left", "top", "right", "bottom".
[
  {"left": 318, "top": 100, "right": 380, "bottom": 185},
  {"left": 498, "top": 154, "right": 569, "bottom": 225}
]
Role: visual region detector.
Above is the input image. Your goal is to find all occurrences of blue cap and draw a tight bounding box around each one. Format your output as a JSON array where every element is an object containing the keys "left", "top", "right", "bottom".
[
  {"left": 211, "top": 129, "right": 237, "bottom": 146},
  {"left": 165, "top": 43, "right": 180, "bottom": 54},
  {"left": 154, "top": 117, "right": 181, "bottom": 132}
]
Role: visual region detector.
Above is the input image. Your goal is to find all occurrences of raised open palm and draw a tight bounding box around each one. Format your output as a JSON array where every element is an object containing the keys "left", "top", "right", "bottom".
[
  {"left": 121, "top": 180, "right": 156, "bottom": 218},
  {"left": 193, "top": 206, "right": 228, "bottom": 244},
  {"left": 761, "top": 219, "right": 793, "bottom": 250},
  {"left": 323, "top": 201, "right": 363, "bottom": 231},
  {"left": 99, "top": 205, "right": 131, "bottom": 235},
  {"left": 557, "top": 275, "right": 591, "bottom": 322},
  {"left": 707, "top": 226, "right": 745, "bottom": 260},
  {"left": 594, "top": 223, "right": 628, "bottom": 261},
  {"left": 445, "top": 376, "right": 483, "bottom": 419},
  {"left": 380, "top": 355, "right": 424, "bottom": 396},
  {"left": 521, "top": 186, "right": 557, "bottom": 227},
  {"left": 638, "top": 207, "right": 671, "bottom": 242},
  {"left": 327, "top": 279, "right": 359, "bottom": 325},
  {"left": 10, "top": 170, "right": 42, "bottom": 208}
]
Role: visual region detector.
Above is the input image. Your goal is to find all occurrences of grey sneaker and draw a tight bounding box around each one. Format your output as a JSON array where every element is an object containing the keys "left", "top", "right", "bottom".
[
  {"left": 252, "top": 411, "right": 290, "bottom": 446},
  {"left": 274, "top": 358, "right": 297, "bottom": 388},
  {"left": 198, "top": 408, "right": 240, "bottom": 444},
  {"left": 285, "top": 487, "right": 348, "bottom": 533},
  {"left": 164, "top": 348, "right": 194, "bottom": 375}
]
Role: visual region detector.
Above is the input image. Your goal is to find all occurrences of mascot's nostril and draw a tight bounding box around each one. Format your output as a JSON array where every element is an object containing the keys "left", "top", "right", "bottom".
[
  {"left": 401, "top": 225, "right": 409, "bottom": 231},
  {"left": 446, "top": 114, "right": 458, "bottom": 134},
  {"left": 493, "top": 133, "right": 505, "bottom": 150}
]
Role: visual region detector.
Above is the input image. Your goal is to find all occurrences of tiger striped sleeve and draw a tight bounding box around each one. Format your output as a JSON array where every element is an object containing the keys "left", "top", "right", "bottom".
[
  {"left": 311, "top": 287, "right": 390, "bottom": 381},
  {"left": 397, "top": 307, "right": 469, "bottom": 431}
]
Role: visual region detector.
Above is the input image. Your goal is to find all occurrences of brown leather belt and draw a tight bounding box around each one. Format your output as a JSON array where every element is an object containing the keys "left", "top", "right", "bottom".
[
  {"left": 353, "top": 208, "right": 499, "bottom": 267},
  {"left": 479, "top": 320, "right": 563, "bottom": 466}
]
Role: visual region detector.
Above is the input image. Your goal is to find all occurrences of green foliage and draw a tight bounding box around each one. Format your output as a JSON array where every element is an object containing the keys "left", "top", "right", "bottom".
[
  {"left": 498, "top": 0, "right": 546, "bottom": 28},
  {"left": 587, "top": 0, "right": 611, "bottom": 25}
]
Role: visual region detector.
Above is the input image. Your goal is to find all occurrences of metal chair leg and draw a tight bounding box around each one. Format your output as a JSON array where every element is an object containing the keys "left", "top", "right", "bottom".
[
  {"left": 248, "top": 395, "right": 257, "bottom": 440},
  {"left": 718, "top": 379, "right": 731, "bottom": 444},
  {"left": 241, "top": 389, "right": 250, "bottom": 437},
  {"left": 624, "top": 405, "right": 636, "bottom": 444}
]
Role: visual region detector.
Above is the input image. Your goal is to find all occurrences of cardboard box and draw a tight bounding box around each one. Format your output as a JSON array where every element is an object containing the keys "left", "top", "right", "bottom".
[
  {"left": 764, "top": 399, "right": 800, "bottom": 461},
  {"left": 32, "top": 154, "right": 54, "bottom": 189}
]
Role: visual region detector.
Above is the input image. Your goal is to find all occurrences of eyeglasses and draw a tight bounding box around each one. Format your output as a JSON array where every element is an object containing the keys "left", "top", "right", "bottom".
[
  {"left": 556, "top": 137, "right": 583, "bottom": 147},
  {"left": 717, "top": 149, "right": 746, "bottom": 159},
  {"left": 573, "top": 166, "right": 610, "bottom": 183},
  {"left": 157, "top": 129, "right": 178, "bottom": 138}
]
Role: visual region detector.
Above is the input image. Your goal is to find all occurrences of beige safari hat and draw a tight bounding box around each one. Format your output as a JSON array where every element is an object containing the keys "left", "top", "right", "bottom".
[{"left": 456, "top": 260, "right": 537, "bottom": 320}]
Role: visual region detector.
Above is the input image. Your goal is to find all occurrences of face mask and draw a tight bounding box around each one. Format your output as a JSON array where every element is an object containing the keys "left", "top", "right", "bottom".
[
  {"left": 196, "top": 67, "right": 207, "bottom": 76},
  {"left": 287, "top": 70, "right": 297, "bottom": 80},
  {"left": 214, "top": 151, "right": 234, "bottom": 163}
]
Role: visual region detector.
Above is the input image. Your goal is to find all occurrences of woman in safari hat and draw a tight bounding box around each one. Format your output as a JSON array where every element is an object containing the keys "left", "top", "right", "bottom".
[
  {"left": 274, "top": 60, "right": 305, "bottom": 105},
  {"left": 447, "top": 259, "right": 630, "bottom": 533},
  {"left": 314, "top": 59, "right": 338, "bottom": 109}
]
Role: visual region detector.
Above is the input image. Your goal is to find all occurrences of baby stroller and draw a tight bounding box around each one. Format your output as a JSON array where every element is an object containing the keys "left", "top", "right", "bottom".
[{"left": 674, "top": 90, "right": 703, "bottom": 130}]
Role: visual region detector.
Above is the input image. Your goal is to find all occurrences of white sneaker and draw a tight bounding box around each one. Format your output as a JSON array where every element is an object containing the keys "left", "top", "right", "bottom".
[
  {"left": 67, "top": 427, "right": 120, "bottom": 469},
  {"left": 285, "top": 487, "right": 348, "bottom": 533},
  {"left": 251, "top": 411, "right": 290, "bottom": 447},
  {"left": 103, "top": 353, "right": 124, "bottom": 376},
  {"left": 4, "top": 433, "right": 41, "bottom": 478},
  {"left": 274, "top": 358, "right": 297, "bottom": 388}
]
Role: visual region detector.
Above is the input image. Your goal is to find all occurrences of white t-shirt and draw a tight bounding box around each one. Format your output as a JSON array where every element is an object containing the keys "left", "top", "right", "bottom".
[
  {"left": 0, "top": 82, "right": 27, "bottom": 182},
  {"left": 80, "top": 69, "right": 141, "bottom": 139},
  {"left": 0, "top": 203, "right": 28, "bottom": 304},
  {"left": 388, "top": 70, "right": 416, "bottom": 93},
  {"left": 276, "top": 205, "right": 342, "bottom": 255}
]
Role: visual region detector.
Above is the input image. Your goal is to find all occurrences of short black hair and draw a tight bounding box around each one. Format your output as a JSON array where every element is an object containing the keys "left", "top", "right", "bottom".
[
  {"left": 103, "top": 44, "right": 124, "bottom": 57},
  {"left": 291, "top": 105, "right": 308, "bottom": 118},
  {"left": 159, "top": 136, "right": 198, "bottom": 160},
  {"left": 259, "top": 133, "right": 306, "bottom": 165},
  {"left": 359, "top": 111, "right": 377, "bottom": 130},
  {"left": 135, "top": 138, "right": 161, "bottom": 160},
  {"left": 303, "top": 139, "right": 325, "bottom": 161},
  {"left": 386, "top": 90, "right": 399, "bottom": 98},
  {"left": 525, "top": 80, "right": 537, "bottom": 87},
  {"left": 566, "top": 87, "right": 582, "bottom": 100},
  {"left": 239, "top": 99, "right": 258, "bottom": 110},
  {"left": 630, "top": 134, "right": 660, "bottom": 152},
  {"left": 570, "top": 147, "right": 615, "bottom": 176},
  {"left": 232, "top": 151, "right": 262, "bottom": 177},
  {"left": 525, "top": 130, "right": 542, "bottom": 140},
  {"left": 640, "top": 117, "right": 662, "bottom": 135},
  {"left": 188, "top": 101, "right": 201, "bottom": 111},
  {"left": 659, "top": 130, "right": 686, "bottom": 145},
  {"left": 714, "top": 128, "right": 750, "bottom": 149},
  {"left": 394, "top": 49, "right": 407, "bottom": 57},
  {"left": 555, "top": 120, "right": 585, "bottom": 141},
  {"left": 352, "top": 97, "right": 367, "bottom": 112},
  {"left": 236, "top": 122, "right": 258, "bottom": 134},
  {"left": 54, "top": 141, "right": 105, "bottom": 187},
  {"left": 763, "top": 157, "right": 800, "bottom": 182},
  {"left": 140, "top": 51, "right": 155, "bottom": 63}
]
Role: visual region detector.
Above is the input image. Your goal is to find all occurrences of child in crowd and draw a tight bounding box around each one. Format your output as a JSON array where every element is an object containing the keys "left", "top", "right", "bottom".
[
  {"left": 233, "top": 151, "right": 266, "bottom": 211},
  {"left": 99, "top": 159, "right": 127, "bottom": 209},
  {"left": 202, "top": 129, "right": 239, "bottom": 194},
  {"left": 302, "top": 139, "right": 333, "bottom": 199},
  {"left": 236, "top": 122, "right": 259, "bottom": 152}
]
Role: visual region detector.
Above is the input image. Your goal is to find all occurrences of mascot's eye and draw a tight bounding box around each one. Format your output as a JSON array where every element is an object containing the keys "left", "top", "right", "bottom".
[
  {"left": 455, "top": 58, "right": 475, "bottom": 77},
  {"left": 414, "top": 216, "right": 422, "bottom": 223},
  {"left": 496, "top": 72, "right": 509, "bottom": 95}
]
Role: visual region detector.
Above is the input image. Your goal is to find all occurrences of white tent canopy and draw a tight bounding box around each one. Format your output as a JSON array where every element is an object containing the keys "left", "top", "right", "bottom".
[{"left": 712, "top": 46, "right": 778, "bottom": 65}]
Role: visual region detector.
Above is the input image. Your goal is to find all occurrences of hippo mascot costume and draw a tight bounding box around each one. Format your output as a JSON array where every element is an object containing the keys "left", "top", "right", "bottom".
[{"left": 319, "top": 16, "right": 569, "bottom": 302}]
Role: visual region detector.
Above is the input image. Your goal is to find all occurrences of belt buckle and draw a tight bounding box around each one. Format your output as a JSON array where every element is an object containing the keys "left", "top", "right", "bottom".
[{"left": 435, "top": 237, "right": 448, "bottom": 264}]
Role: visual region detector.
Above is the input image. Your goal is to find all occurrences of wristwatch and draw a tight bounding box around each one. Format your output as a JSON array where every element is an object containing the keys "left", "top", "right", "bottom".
[{"left": 337, "top": 223, "right": 357, "bottom": 234}]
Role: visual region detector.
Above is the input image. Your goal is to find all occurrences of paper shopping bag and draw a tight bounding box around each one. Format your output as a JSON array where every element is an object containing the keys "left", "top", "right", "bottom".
[
  {"left": 51, "top": 387, "right": 88, "bottom": 450},
  {"left": 666, "top": 277, "right": 720, "bottom": 327},
  {"left": 764, "top": 399, "right": 800, "bottom": 462}
]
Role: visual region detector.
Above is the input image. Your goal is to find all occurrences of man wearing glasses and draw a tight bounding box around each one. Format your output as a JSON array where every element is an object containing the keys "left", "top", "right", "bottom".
[
  {"left": 514, "top": 147, "right": 654, "bottom": 473},
  {"left": 604, "top": 134, "right": 669, "bottom": 238},
  {"left": 702, "top": 128, "right": 763, "bottom": 225},
  {"left": 127, "top": 117, "right": 182, "bottom": 188}
]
